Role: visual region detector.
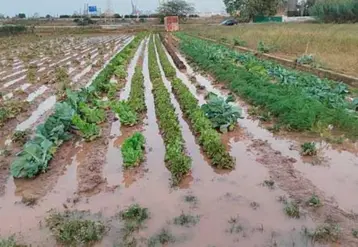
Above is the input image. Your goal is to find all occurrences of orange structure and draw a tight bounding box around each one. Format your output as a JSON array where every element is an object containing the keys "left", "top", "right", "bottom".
[{"left": 164, "top": 16, "right": 179, "bottom": 32}]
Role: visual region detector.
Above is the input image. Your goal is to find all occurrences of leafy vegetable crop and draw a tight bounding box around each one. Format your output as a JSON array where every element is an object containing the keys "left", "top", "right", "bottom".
[
  {"left": 176, "top": 33, "right": 358, "bottom": 140},
  {"left": 111, "top": 101, "right": 138, "bottom": 126},
  {"left": 122, "top": 132, "right": 145, "bottom": 168},
  {"left": 201, "top": 93, "right": 242, "bottom": 133},
  {"left": 155, "top": 35, "right": 235, "bottom": 169},
  {"left": 127, "top": 67, "right": 146, "bottom": 113},
  {"left": 149, "top": 36, "right": 191, "bottom": 185}
]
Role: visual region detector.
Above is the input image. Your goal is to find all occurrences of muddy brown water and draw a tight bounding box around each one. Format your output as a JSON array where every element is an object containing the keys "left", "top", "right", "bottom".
[{"left": 0, "top": 36, "right": 356, "bottom": 247}]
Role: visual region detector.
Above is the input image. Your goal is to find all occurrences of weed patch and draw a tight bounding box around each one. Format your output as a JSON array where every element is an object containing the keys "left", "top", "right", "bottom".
[
  {"left": 301, "top": 142, "right": 317, "bottom": 156},
  {"left": 11, "top": 130, "right": 30, "bottom": 145},
  {"left": 46, "top": 210, "right": 106, "bottom": 246},
  {"left": 227, "top": 216, "right": 244, "bottom": 234},
  {"left": 306, "top": 194, "right": 321, "bottom": 208},
  {"left": 303, "top": 223, "right": 341, "bottom": 243},
  {"left": 284, "top": 201, "right": 300, "bottom": 218},
  {"left": 148, "top": 228, "right": 176, "bottom": 247},
  {"left": 173, "top": 212, "right": 200, "bottom": 227}
]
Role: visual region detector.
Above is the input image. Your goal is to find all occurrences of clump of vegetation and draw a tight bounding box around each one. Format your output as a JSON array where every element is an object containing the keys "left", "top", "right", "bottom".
[
  {"left": 227, "top": 216, "right": 244, "bottom": 234},
  {"left": 233, "top": 37, "right": 247, "bottom": 47},
  {"left": 296, "top": 54, "right": 315, "bottom": 65},
  {"left": 301, "top": 142, "right": 317, "bottom": 156},
  {"left": 306, "top": 194, "right": 322, "bottom": 208},
  {"left": 148, "top": 228, "right": 176, "bottom": 247},
  {"left": 257, "top": 41, "right": 271, "bottom": 53},
  {"left": 303, "top": 223, "right": 341, "bottom": 242},
  {"left": 173, "top": 212, "right": 200, "bottom": 227},
  {"left": 121, "top": 132, "right": 146, "bottom": 169},
  {"left": 0, "top": 100, "right": 29, "bottom": 127},
  {"left": 184, "top": 194, "right": 198, "bottom": 204},
  {"left": 284, "top": 201, "right": 300, "bottom": 218},
  {"left": 27, "top": 64, "right": 37, "bottom": 83},
  {"left": 127, "top": 67, "right": 146, "bottom": 114},
  {"left": 11, "top": 130, "right": 30, "bottom": 145},
  {"left": 78, "top": 102, "right": 106, "bottom": 124},
  {"left": 119, "top": 204, "right": 149, "bottom": 232},
  {"left": 72, "top": 114, "right": 101, "bottom": 141},
  {"left": 310, "top": 0, "right": 358, "bottom": 23},
  {"left": 111, "top": 101, "right": 138, "bottom": 126},
  {"left": 352, "top": 229, "right": 358, "bottom": 238},
  {"left": 46, "top": 210, "right": 106, "bottom": 246},
  {"left": 0, "top": 236, "right": 19, "bottom": 247},
  {"left": 115, "top": 65, "right": 127, "bottom": 80},
  {"left": 201, "top": 93, "right": 242, "bottom": 133}
]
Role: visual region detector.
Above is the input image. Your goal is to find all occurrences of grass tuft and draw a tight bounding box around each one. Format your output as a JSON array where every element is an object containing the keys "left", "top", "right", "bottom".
[
  {"left": 306, "top": 194, "right": 322, "bottom": 208},
  {"left": 304, "top": 223, "right": 341, "bottom": 242},
  {"left": 301, "top": 142, "right": 317, "bottom": 156},
  {"left": 148, "top": 228, "right": 176, "bottom": 247},
  {"left": 173, "top": 212, "right": 200, "bottom": 227},
  {"left": 284, "top": 201, "right": 300, "bottom": 218}
]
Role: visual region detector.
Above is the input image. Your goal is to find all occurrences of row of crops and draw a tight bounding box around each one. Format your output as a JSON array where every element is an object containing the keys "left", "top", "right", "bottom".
[
  {"left": 176, "top": 33, "right": 358, "bottom": 140},
  {"left": 10, "top": 34, "right": 145, "bottom": 179}
]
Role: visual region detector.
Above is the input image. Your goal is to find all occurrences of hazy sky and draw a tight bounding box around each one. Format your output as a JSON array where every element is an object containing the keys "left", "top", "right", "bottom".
[{"left": 0, "top": 0, "right": 226, "bottom": 16}]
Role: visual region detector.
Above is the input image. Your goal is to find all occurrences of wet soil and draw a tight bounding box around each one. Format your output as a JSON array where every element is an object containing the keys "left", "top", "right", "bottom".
[{"left": 1, "top": 35, "right": 358, "bottom": 247}]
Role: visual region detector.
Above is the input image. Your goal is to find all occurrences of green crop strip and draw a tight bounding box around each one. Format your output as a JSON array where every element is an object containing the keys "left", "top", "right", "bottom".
[
  {"left": 176, "top": 33, "right": 358, "bottom": 140},
  {"left": 122, "top": 132, "right": 145, "bottom": 168},
  {"left": 127, "top": 66, "right": 146, "bottom": 114},
  {"left": 154, "top": 36, "right": 235, "bottom": 169},
  {"left": 148, "top": 36, "right": 191, "bottom": 185},
  {"left": 10, "top": 34, "right": 145, "bottom": 179}
]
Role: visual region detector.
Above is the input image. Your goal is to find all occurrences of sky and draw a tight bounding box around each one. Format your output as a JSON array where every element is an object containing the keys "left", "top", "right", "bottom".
[{"left": 0, "top": 0, "right": 226, "bottom": 17}]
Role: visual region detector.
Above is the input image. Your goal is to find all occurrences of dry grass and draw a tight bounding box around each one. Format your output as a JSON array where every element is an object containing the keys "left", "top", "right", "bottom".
[{"left": 182, "top": 23, "right": 358, "bottom": 77}]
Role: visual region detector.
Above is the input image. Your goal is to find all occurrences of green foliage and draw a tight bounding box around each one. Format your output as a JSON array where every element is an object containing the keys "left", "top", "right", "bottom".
[
  {"left": 157, "top": 0, "right": 195, "bottom": 17},
  {"left": 72, "top": 114, "right": 101, "bottom": 141},
  {"left": 284, "top": 201, "right": 300, "bottom": 218},
  {"left": 0, "top": 237, "right": 18, "bottom": 247},
  {"left": 10, "top": 34, "right": 146, "bottom": 179},
  {"left": 173, "top": 212, "right": 200, "bottom": 227},
  {"left": 301, "top": 142, "right": 317, "bottom": 156},
  {"left": 310, "top": 0, "right": 358, "bottom": 23},
  {"left": 233, "top": 37, "right": 247, "bottom": 46},
  {"left": 155, "top": 34, "right": 235, "bottom": 169},
  {"left": 115, "top": 65, "right": 127, "bottom": 80},
  {"left": 0, "top": 25, "right": 27, "bottom": 36},
  {"left": 119, "top": 204, "right": 149, "bottom": 231},
  {"left": 306, "top": 194, "right": 322, "bottom": 207},
  {"left": 122, "top": 132, "right": 145, "bottom": 168},
  {"left": 148, "top": 228, "right": 176, "bottom": 247},
  {"left": 155, "top": 37, "right": 176, "bottom": 78},
  {"left": 78, "top": 102, "right": 106, "bottom": 124},
  {"left": 352, "top": 229, "right": 358, "bottom": 238},
  {"left": 297, "top": 54, "right": 315, "bottom": 65},
  {"left": 127, "top": 67, "right": 146, "bottom": 113},
  {"left": 223, "top": 0, "right": 280, "bottom": 19},
  {"left": 149, "top": 36, "right": 192, "bottom": 185},
  {"left": 176, "top": 33, "right": 358, "bottom": 140},
  {"left": 257, "top": 41, "right": 271, "bottom": 53},
  {"left": 201, "top": 93, "right": 242, "bottom": 133},
  {"left": 111, "top": 101, "right": 138, "bottom": 126},
  {"left": 46, "top": 210, "right": 106, "bottom": 246}
]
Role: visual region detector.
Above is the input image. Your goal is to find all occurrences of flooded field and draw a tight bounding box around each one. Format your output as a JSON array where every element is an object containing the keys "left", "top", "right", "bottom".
[{"left": 1, "top": 33, "right": 358, "bottom": 247}]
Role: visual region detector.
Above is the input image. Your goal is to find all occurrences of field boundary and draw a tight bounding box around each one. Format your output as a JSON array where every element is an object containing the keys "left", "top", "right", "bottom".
[{"left": 185, "top": 33, "right": 358, "bottom": 87}]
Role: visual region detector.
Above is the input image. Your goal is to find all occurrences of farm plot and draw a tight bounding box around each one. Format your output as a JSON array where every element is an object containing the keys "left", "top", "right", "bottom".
[{"left": 0, "top": 33, "right": 358, "bottom": 247}]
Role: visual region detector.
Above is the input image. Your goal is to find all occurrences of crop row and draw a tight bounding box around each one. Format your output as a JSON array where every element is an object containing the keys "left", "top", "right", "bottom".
[
  {"left": 176, "top": 33, "right": 358, "bottom": 140},
  {"left": 148, "top": 36, "right": 191, "bottom": 185},
  {"left": 10, "top": 34, "right": 145, "bottom": 179},
  {"left": 121, "top": 43, "right": 147, "bottom": 169},
  {"left": 155, "top": 36, "right": 235, "bottom": 169}
]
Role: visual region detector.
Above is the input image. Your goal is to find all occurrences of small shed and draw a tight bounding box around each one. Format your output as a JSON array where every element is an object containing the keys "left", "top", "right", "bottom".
[{"left": 164, "top": 16, "right": 179, "bottom": 32}]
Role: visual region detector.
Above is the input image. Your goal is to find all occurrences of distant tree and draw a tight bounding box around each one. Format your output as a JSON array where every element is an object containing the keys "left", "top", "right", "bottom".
[
  {"left": 45, "top": 14, "right": 52, "bottom": 19},
  {"left": 157, "top": 0, "right": 195, "bottom": 17},
  {"left": 113, "top": 13, "right": 122, "bottom": 18},
  {"left": 17, "top": 13, "right": 26, "bottom": 19},
  {"left": 0, "top": 13, "right": 5, "bottom": 19},
  {"left": 223, "top": 0, "right": 280, "bottom": 19}
]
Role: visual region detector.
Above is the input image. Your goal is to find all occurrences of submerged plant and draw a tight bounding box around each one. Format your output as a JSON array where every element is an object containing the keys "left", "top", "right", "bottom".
[
  {"left": 301, "top": 142, "right": 317, "bottom": 156},
  {"left": 284, "top": 201, "right": 300, "bottom": 218},
  {"left": 173, "top": 212, "right": 200, "bottom": 227},
  {"left": 148, "top": 228, "right": 176, "bottom": 247},
  {"left": 306, "top": 194, "right": 322, "bottom": 207}
]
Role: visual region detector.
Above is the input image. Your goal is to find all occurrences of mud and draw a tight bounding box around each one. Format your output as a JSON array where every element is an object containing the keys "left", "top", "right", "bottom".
[{"left": 0, "top": 35, "right": 355, "bottom": 247}]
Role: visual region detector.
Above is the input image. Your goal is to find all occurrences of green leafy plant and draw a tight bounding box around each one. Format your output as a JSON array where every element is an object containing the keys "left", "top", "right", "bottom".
[
  {"left": 121, "top": 132, "right": 145, "bottom": 168},
  {"left": 149, "top": 36, "right": 192, "bottom": 185},
  {"left": 127, "top": 67, "right": 146, "bottom": 113},
  {"left": 0, "top": 100, "right": 29, "bottom": 127},
  {"left": 0, "top": 236, "right": 18, "bottom": 247},
  {"left": 301, "top": 142, "right": 317, "bottom": 156},
  {"left": 119, "top": 204, "right": 149, "bottom": 231},
  {"left": 46, "top": 210, "right": 106, "bottom": 246},
  {"left": 201, "top": 93, "right": 242, "bottom": 133},
  {"left": 78, "top": 102, "right": 106, "bottom": 124},
  {"left": 72, "top": 114, "right": 101, "bottom": 141},
  {"left": 306, "top": 194, "right": 321, "bottom": 207},
  {"left": 111, "top": 101, "right": 138, "bottom": 126},
  {"left": 297, "top": 54, "right": 315, "bottom": 65},
  {"left": 233, "top": 37, "right": 247, "bottom": 47},
  {"left": 257, "top": 41, "right": 271, "bottom": 53},
  {"left": 284, "top": 201, "right": 300, "bottom": 218},
  {"left": 155, "top": 35, "right": 235, "bottom": 170}
]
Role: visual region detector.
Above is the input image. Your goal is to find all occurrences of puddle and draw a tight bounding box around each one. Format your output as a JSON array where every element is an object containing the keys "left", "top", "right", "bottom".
[{"left": 16, "top": 95, "right": 56, "bottom": 131}]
